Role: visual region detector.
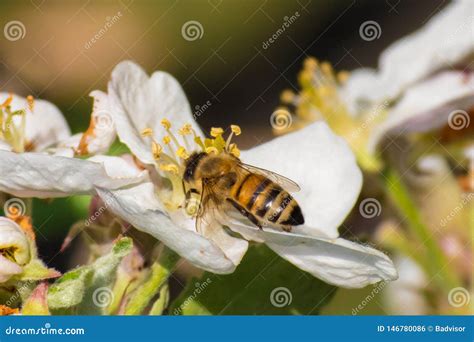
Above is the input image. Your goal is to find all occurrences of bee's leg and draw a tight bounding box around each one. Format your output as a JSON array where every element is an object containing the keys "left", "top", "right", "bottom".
[{"left": 226, "top": 199, "right": 263, "bottom": 230}]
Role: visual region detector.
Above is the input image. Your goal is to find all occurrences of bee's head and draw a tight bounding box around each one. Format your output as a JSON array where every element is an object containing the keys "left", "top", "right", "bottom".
[{"left": 183, "top": 152, "right": 207, "bottom": 183}]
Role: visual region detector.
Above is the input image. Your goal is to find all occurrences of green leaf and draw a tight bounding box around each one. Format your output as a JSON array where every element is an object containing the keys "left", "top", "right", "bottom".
[
  {"left": 47, "top": 267, "right": 92, "bottom": 309},
  {"left": 78, "top": 237, "right": 133, "bottom": 314},
  {"left": 47, "top": 237, "right": 133, "bottom": 313},
  {"left": 123, "top": 246, "right": 178, "bottom": 315},
  {"left": 170, "top": 244, "right": 336, "bottom": 315},
  {"left": 149, "top": 283, "right": 170, "bottom": 315},
  {"left": 14, "top": 258, "right": 61, "bottom": 282}
]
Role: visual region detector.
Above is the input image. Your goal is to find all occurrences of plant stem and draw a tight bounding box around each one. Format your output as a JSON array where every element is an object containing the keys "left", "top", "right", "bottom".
[
  {"left": 124, "top": 247, "right": 179, "bottom": 315},
  {"left": 383, "top": 167, "right": 461, "bottom": 292}
]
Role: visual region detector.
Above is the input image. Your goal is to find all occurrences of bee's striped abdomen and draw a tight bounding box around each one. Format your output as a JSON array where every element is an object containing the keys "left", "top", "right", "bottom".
[
  {"left": 231, "top": 173, "right": 304, "bottom": 228},
  {"left": 233, "top": 173, "right": 267, "bottom": 207}
]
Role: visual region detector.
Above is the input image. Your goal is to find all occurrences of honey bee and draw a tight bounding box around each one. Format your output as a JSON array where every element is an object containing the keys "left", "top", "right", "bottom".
[{"left": 183, "top": 151, "right": 304, "bottom": 232}]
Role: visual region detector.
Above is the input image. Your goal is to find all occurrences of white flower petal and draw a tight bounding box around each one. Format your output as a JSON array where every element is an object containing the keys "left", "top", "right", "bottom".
[
  {"left": 200, "top": 212, "right": 249, "bottom": 266},
  {"left": 0, "top": 255, "right": 23, "bottom": 283},
  {"left": 340, "top": 68, "right": 379, "bottom": 115},
  {"left": 369, "top": 71, "right": 474, "bottom": 151},
  {"left": 230, "top": 223, "right": 398, "bottom": 288},
  {"left": 75, "top": 90, "right": 116, "bottom": 156},
  {"left": 0, "top": 93, "right": 71, "bottom": 151},
  {"left": 0, "top": 140, "right": 12, "bottom": 151},
  {"left": 96, "top": 182, "right": 238, "bottom": 274},
  {"left": 0, "top": 151, "right": 146, "bottom": 198},
  {"left": 343, "top": 0, "right": 474, "bottom": 111},
  {"left": 0, "top": 217, "right": 30, "bottom": 265},
  {"left": 87, "top": 155, "right": 148, "bottom": 180},
  {"left": 241, "top": 122, "right": 362, "bottom": 239},
  {"left": 108, "top": 60, "right": 201, "bottom": 164},
  {"left": 56, "top": 133, "right": 81, "bottom": 152}
]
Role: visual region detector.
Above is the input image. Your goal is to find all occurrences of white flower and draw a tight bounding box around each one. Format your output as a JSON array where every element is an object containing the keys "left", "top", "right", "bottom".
[
  {"left": 341, "top": 0, "right": 474, "bottom": 149},
  {"left": 98, "top": 60, "right": 398, "bottom": 288},
  {"left": 368, "top": 72, "right": 474, "bottom": 151},
  {"left": 0, "top": 217, "right": 30, "bottom": 282},
  {"left": 0, "top": 92, "right": 145, "bottom": 198},
  {"left": 59, "top": 90, "right": 116, "bottom": 157},
  {"left": 0, "top": 92, "right": 70, "bottom": 153}
]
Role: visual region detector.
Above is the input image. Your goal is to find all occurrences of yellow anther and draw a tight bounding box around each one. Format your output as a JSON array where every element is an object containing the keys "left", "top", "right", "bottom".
[
  {"left": 26, "top": 95, "right": 34, "bottom": 112},
  {"left": 299, "top": 70, "right": 313, "bottom": 84},
  {"left": 176, "top": 146, "right": 189, "bottom": 160},
  {"left": 280, "top": 89, "right": 295, "bottom": 104},
  {"left": 1, "top": 94, "right": 13, "bottom": 108},
  {"left": 151, "top": 141, "right": 162, "bottom": 159},
  {"left": 320, "top": 62, "right": 333, "bottom": 76},
  {"left": 317, "top": 86, "right": 331, "bottom": 97},
  {"left": 163, "top": 136, "right": 171, "bottom": 145},
  {"left": 194, "top": 136, "right": 205, "bottom": 150},
  {"left": 230, "top": 125, "right": 241, "bottom": 136},
  {"left": 159, "top": 163, "right": 179, "bottom": 174},
  {"left": 210, "top": 127, "right": 224, "bottom": 137},
  {"left": 337, "top": 71, "right": 350, "bottom": 84},
  {"left": 229, "top": 143, "right": 240, "bottom": 158},
  {"left": 303, "top": 57, "right": 318, "bottom": 70},
  {"left": 205, "top": 146, "right": 219, "bottom": 155},
  {"left": 178, "top": 123, "right": 193, "bottom": 135},
  {"left": 141, "top": 127, "right": 154, "bottom": 137},
  {"left": 161, "top": 119, "right": 171, "bottom": 130}
]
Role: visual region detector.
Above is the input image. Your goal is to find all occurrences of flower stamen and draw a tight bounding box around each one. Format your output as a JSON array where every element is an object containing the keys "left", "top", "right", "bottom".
[
  {"left": 225, "top": 125, "right": 241, "bottom": 151},
  {"left": 210, "top": 127, "right": 224, "bottom": 137},
  {"left": 150, "top": 120, "right": 244, "bottom": 211},
  {"left": 176, "top": 146, "right": 190, "bottom": 160},
  {"left": 26, "top": 95, "right": 34, "bottom": 112},
  {"left": 0, "top": 94, "right": 31, "bottom": 153}
]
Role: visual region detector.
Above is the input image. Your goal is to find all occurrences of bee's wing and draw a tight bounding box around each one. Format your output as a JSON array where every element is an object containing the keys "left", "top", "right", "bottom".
[
  {"left": 238, "top": 163, "right": 301, "bottom": 192},
  {"left": 195, "top": 178, "right": 223, "bottom": 234}
]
